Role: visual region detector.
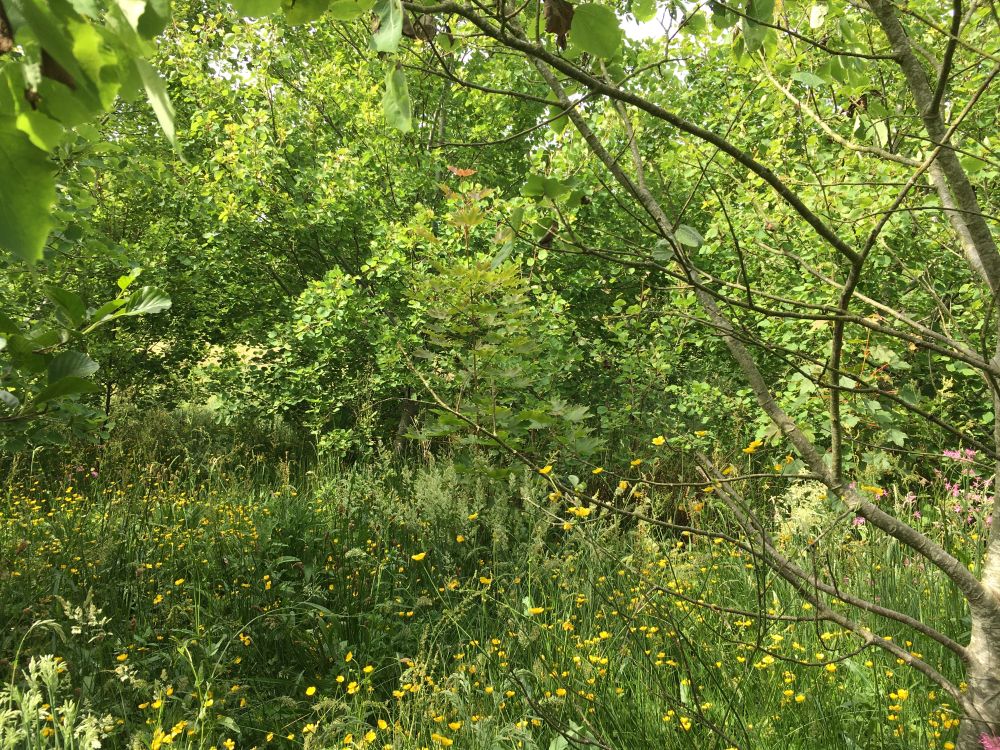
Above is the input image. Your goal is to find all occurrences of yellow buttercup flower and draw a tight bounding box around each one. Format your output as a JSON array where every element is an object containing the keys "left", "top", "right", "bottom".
[
  {"left": 651, "top": 435, "right": 666, "bottom": 446},
  {"left": 538, "top": 465, "right": 553, "bottom": 475},
  {"left": 411, "top": 552, "right": 427, "bottom": 561}
]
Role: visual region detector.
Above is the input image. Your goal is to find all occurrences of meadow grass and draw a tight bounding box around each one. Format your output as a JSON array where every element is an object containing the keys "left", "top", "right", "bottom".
[{"left": 0, "top": 452, "right": 984, "bottom": 749}]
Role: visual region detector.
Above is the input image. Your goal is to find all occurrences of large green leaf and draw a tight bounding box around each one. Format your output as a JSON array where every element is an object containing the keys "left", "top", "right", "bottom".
[
  {"left": 327, "top": 0, "right": 375, "bottom": 20},
  {"left": 0, "top": 116, "right": 56, "bottom": 264},
  {"left": 135, "top": 59, "right": 177, "bottom": 148},
  {"left": 569, "top": 4, "right": 622, "bottom": 58},
  {"left": 48, "top": 351, "right": 100, "bottom": 382},
  {"left": 372, "top": 0, "right": 403, "bottom": 52},
  {"left": 33, "top": 376, "right": 101, "bottom": 405},
  {"left": 121, "top": 286, "right": 172, "bottom": 316},
  {"left": 382, "top": 66, "right": 412, "bottom": 133},
  {"left": 230, "top": 0, "right": 283, "bottom": 16},
  {"left": 45, "top": 285, "right": 86, "bottom": 327},
  {"left": 282, "top": 0, "right": 331, "bottom": 23}
]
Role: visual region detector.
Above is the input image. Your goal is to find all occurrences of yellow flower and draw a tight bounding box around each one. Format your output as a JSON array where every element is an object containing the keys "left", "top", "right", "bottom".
[
  {"left": 377, "top": 720, "right": 388, "bottom": 730},
  {"left": 305, "top": 686, "right": 317, "bottom": 696},
  {"left": 479, "top": 576, "right": 492, "bottom": 585},
  {"left": 363, "top": 664, "right": 374, "bottom": 674},
  {"left": 591, "top": 467, "right": 604, "bottom": 474},
  {"left": 364, "top": 730, "right": 376, "bottom": 742},
  {"left": 630, "top": 458, "right": 642, "bottom": 466},
  {"left": 345, "top": 651, "right": 353, "bottom": 662},
  {"left": 528, "top": 607, "right": 544, "bottom": 615},
  {"left": 174, "top": 578, "right": 185, "bottom": 586},
  {"left": 825, "top": 663, "right": 837, "bottom": 673},
  {"left": 116, "top": 653, "right": 128, "bottom": 662},
  {"left": 538, "top": 465, "right": 553, "bottom": 475},
  {"left": 742, "top": 440, "right": 764, "bottom": 454},
  {"left": 431, "top": 733, "right": 454, "bottom": 747},
  {"left": 651, "top": 435, "right": 666, "bottom": 446},
  {"left": 467, "top": 512, "right": 478, "bottom": 520},
  {"left": 448, "top": 721, "right": 462, "bottom": 730},
  {"left": 411, "top": 552, "right": 427, "bottom": 561},
  {"left": 795, "top": 693, "right": 805, "bottom": 703},
  {"left": 223, "top": 739, "right": 236, "bottom": 750},
  {"left": 694, "top": 430, "right": 708, "bottom": 437},
  {"left": 455, "top": 535, "right": 465, "bottom": 543}
]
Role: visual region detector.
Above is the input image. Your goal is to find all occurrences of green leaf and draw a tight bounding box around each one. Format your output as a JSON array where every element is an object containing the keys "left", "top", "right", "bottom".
[
  {"left": 652, "top": 239, "right": 674, "bottom": 262},
  {"left": 675, "top": 224, "right": 704, "bottom": 248},
  {"left": 16, "top": 110, "right": 64, "bottom": 152},
  {"left": 372, "top": 0, "right": 403, "bottom": 52},
  {"left": 122, "top": 286, "right": 172, "bottom": 316},
  {"left": 569, "top": 4, "right": 622, "bottom": 58},
  {"left": 327, "top": 0, "right": 375, "bottom": 19},
  {"left": 0, "top": 116, "right": 56, "bottom": 264},
  {"left": 48, "top": 351, "right": 100, "bottom": 382},
  {"left": 231, "top": 0, "right": 283, "bottom": 16},
  {"left": 45, "top": 285, "right": 86, "bottom": 327},
  {"left": 382, "top": 66, "right": 412, "bottom": 133},
  {"left": 33, "top": 376, "right": 101, "bottom": 404},
  {"left": 791, "top": 70, "right": 827, "bottom": 87},
  {"left": 135, "top": 59, "right": 177, "bottom": 149},
  {"left": 282, "top": 0, "right": 331, "bottom": 23},
  {"left": 521, "top": 174, "right": 569, "bottom": 200},
  {"left": 632, "top": 0, "right": 656, "bottom": 22}
]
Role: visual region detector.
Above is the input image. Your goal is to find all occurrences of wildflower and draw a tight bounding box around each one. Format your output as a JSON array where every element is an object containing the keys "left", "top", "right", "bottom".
[
  {"left": 364, "top": 730, "right": 376, "bottom": 742},
  {"left": 223, "top": 740, "right": 236, "bottom": 750},
  {"left": 303, "top": 724, "right": 317, "bottom": 735},
  {"left": 825, "top": 663, "right": 837, "bottom": 673},
  {"left": 538, "top": 465, "right": 553, "bottom": 475},
  {"left": 528, "top": 607, "right": 544, "bottom": 615},
  {"left": 592, "top": 467, "right": 604, "bottom": 474},
  {"left": 305, "top": 686, "right": 317, "bottom": 696},
  {"left": 431, "top": 733, "right": 454, "bottom": 746},
  {"left": 795, "top": 694, "right": 805, "bottom": 703},
  {"left": 651, "top": 435, "right": 666, "bottom": 446},
  {"left": 411, "top": 552, "right": 427, "bottom": 561},
  {"left": 456, "top": 535, "right": 465, "bottom": 543},
  {"left": 116, "top": 653, "right": 128, "bottom": 662},
  {"left": 174, "top": 578, "right": 184, "bottom": 586},
  {"left": 345, "top": 650, "right": 353, "bottom": 662},
  {"left": 630, "top": 458, "right": 642, "bottom": 466},
  {"left": 742, "top": 440, "right": 763, "bottom": 454},
  {"left": 979, "top": 737, "right": 1000, "bottom": 750}
]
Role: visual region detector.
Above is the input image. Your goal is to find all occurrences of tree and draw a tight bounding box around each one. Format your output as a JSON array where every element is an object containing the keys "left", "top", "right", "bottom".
[
  {"left": 4, "top": 0, "right": 1000, "bottom": 745},
  {"left": 343, "top": 0, "right": 1000, "bottom": 744}
]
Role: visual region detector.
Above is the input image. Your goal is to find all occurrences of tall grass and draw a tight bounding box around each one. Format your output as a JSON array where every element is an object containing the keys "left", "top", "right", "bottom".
[{"left": 1, "top": 426, "right": 983, "bottom": 749}]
